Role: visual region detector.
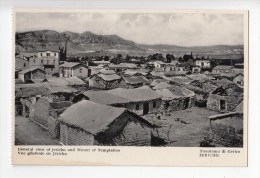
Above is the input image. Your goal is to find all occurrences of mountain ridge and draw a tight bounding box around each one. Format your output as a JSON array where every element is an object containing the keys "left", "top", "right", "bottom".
[{"left": 15, "top": 30, "right": 244, "bottom": 56}]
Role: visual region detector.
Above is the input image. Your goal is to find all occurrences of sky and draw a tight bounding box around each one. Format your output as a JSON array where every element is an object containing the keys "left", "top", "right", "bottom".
[{"left": 16, "top": 12, "right": 244, "bottom": 46}]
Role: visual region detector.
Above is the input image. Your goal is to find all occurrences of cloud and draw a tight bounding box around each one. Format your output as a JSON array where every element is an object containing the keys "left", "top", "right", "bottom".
[{"left": 16, "top": 12, "right": 244, "bottom": 46}]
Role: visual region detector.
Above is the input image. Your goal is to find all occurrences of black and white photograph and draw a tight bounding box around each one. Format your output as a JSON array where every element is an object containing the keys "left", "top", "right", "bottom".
[{"left": 14, "top": 10, "right": 246, "bottom": 148}]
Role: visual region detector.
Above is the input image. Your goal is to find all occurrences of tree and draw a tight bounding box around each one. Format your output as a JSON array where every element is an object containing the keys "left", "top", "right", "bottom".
[{"left": 166, "top": 54, "right": 175, "bottom": 63}]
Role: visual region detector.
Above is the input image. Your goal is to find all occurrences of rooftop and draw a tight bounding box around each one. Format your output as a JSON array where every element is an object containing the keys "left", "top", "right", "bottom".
[
  {"left": 18, "top": 66, "right": 45, "bottom": 74},
  {"left": 65, "top": 76, "right": 86, "bottom": 85},
  {"left": 95, "top": 73, "right": 121, "bottom": 81},
  {"left": 60, "top": 100, "right": 127, "bottom": 134},
  {"left": 15, "top": 86, "right": 50, "bottom": 98},
  {"left": 60, "top": 62, "right": 87, "bottom": 68},
  {"left": 83, "top": 90, "right": 129, "bottom": 105},
  {"left": 155, "top": 86, "right": 195, "bottom": 100},
  {"left": 213, "top": 65, "right": 234, "bottom": 70},
  {"left": 105, "top": 86, "right": 161, "bottom": 102},
  {"left": 154, "top": 61, "right": 166, "bottom": 65},
  {"left": 122, "top": 75, "right": 149, "bottom": 85}
]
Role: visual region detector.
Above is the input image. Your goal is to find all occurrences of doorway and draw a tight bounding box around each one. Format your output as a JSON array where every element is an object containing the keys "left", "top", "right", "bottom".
[
  {"left": 143, "top": 103, "right": 149, "bottom": 115},
  {"left": 220, "top": 100, "right": 226, "bottom": 110}
]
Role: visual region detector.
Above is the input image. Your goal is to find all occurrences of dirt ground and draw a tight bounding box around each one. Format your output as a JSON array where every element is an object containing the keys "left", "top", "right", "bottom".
[
  {"left": 15, "top": 107, "right": 219, "bottom": 147},
  {"left": 15, "top": 116, "right": 60, "bottom": 145},
  {"left": 144, "top": 107, "right": 220, "bottom": 147}
]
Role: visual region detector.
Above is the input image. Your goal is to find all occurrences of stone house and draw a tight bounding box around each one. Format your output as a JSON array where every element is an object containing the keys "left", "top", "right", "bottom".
[
  {"left": 89, "top": 70, "right": 121, "bottom": 90},
  {"left": 18, "top": 67, "right": 46, "bottom": 83},
  {"left": 207, "top": 85, "right": 243, "bottom": 112},
  {"left": 59, "top": 62, "right": 88, "bottom": 78},
  {"left": 184, "top": 80, "right": 217, "bottom": 107},
  {"left": 59, "top": 100, "right": 158, "bottom": 146},
  {"left": 155, "top": 86, "right": 195, "bottom": 111}
]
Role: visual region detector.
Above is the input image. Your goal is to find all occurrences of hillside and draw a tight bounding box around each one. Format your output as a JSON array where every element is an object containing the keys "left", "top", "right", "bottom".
[{"left": 15, "top": 30, "right": 244, "bottom": 57}]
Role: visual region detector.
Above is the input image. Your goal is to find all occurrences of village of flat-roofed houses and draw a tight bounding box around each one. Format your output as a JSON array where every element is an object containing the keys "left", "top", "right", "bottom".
[{"left": 15, "top": 38, "right": 244, "bottom": 147}]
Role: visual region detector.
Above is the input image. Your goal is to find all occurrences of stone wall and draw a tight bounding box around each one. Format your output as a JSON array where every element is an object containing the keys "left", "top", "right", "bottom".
[
  {"left": 207, "top": 94, "right": 243, "bottom": 112},
  {"left": 90, "top": 75, "right": 121, "bottom": 90},
  {"left": 210, "top": 116, "right": 243, "bottom": 147},
  {"left": 160, "top": 97, "right": 193, "bottom": 111}
]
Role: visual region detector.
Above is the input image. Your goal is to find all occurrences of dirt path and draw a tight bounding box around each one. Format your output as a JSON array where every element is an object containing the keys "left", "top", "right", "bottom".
[{"left": 15, "top": 116, "right": 60, "bottom": 145}]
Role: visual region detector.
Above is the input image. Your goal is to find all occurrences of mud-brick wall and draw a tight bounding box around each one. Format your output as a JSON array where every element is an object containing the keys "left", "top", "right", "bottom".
[
  {"left": 104, "top": 79, "right": 121, "bottom": 89},
  {"left": 60, "top": 123, "right": 95, "bottom": 145},
  {"left": 210, "top": 117, "right": 243, "bottom": 147},
  {"left": 97, "top": 112, "right": 152, "bottom": 146}
]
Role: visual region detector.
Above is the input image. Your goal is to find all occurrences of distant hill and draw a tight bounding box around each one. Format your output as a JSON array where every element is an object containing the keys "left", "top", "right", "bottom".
[{"left": 15, "top": 30, "right": 244, "bottom": 57}]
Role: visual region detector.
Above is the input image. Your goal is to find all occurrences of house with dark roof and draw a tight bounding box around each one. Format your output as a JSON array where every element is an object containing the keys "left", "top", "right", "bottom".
[
  {"left": 18, "top": 67, "right": 46, "bottom": 83},
  {"left": 89, "top": 69, "right": 121, "bottom": 90},
  {"left": 207, "top": 85, "right": 243, "bottom": 112},
  {"left": 59, "top": 62, "right": 89, "bottom": 78},
  {"left": 59, "top": 100, "right": 158, "bottom": 146}
]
